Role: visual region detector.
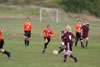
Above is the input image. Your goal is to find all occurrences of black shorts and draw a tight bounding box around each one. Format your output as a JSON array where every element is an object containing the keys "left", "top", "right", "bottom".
[
  {"left": 0, "top": 39, "right": 4, "bottom": 49},
  {"left": 76, "top": 32, "right": 82, "bottom": 40},
  {"left": 24, "top": 31, "right": 31, "bottom": 38},
  {"left": 44, "top": 37, "right": 51, "bottom": 43}
]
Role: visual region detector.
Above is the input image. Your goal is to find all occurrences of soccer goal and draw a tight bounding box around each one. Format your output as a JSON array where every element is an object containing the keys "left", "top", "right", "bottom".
[{"left": 40, "top": 8, "right": 58, "bottom": 23}]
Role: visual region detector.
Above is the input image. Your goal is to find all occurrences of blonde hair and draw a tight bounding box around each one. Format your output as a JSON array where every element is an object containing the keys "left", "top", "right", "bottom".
[{"left": 65, "top": 25, "right": 72, "bottom": 32}]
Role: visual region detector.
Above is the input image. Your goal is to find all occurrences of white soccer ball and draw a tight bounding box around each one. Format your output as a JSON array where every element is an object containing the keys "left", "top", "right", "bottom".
[{"left": 53, "top": 50, "right": 58, "bottom": 55}]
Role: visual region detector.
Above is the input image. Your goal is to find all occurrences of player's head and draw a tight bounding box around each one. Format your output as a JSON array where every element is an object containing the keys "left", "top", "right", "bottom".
[
  {"left": 65, "top": 25, "right": 72, "bottom": 32},
  {"left": 47, "top": 25, "right": 51, "bottom": 30},
  {"left": 77, "top": 20, "right": 81, "bottom": 25},
  {"left": 26, "top": 17, "right": 30, "bottom": 22},
  {"left": 83, "top": 19, "right": 87, "bottom": 23}
]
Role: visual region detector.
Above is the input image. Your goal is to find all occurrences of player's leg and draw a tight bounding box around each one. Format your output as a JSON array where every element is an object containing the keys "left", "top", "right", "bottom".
[
  {"left": 42, "top": 37, "right": 50, "bottom": 53},
  {"left": 81, "top": 38, "right": 84, "bottom": 48},
  {"left": 80, "top": 37, "right": 84, "bottom": 48},
  {"left": 24, "top": 31, "right": 28, "bottom": 46},
  {"left": 75, "top": 33, "right": 79, "bottom": 47},
  {"left": 85, "top": 37, "right": 89, "bottom": 48},
  {"left": 65, "top": 51, "right": 77, "bottom": 63},
  {"left": 58, "top": 42, "right": 64, "bottom": 54},
  {"left": 24, "top": 36, "right": 27, "bottom": 46},
  {"left": 67, "top": 43, "right": 77, "bottom": 62},
  {"left": 0, "top": 40, "right": 11, "bottom": 58},
  {"left": 26, "top": 37, "right": 30, "bottom": 46},
  {"left": 63, "top": 50, "right": 67, "bottom": 62},
  {"left": 27, "top": 31, "right": 31, "bottom": 46}
]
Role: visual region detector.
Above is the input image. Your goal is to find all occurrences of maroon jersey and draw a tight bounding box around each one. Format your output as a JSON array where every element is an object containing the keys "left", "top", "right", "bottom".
[
  {"left": 62, "top": 32, "right": 76, "bottom": 51},
  {"left": 81, "top": 23, "right": 89, "bottom": 38}
]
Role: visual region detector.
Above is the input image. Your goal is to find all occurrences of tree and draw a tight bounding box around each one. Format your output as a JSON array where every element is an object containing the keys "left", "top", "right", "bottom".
[{"left": 60, "top": 0, "right": 100, "bottom": 17}]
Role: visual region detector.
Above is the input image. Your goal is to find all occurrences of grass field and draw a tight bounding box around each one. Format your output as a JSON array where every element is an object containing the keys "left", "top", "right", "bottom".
[{"left": 0, "top": 18, "right": 100, "bottom": 67}]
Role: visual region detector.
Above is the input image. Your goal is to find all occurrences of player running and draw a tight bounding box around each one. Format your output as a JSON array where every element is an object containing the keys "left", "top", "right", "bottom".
[
  {"left": 74, "top": 20, "right": 83, "bottom": 47},
  {"left": 62, "top": 25, "right": 77, "bottom": 63},
  {"left": 58, "top": 29, "right": 66, "bottom": 54},
  {"left": 0, "top": 29, "right": 11, "bottom": 58},
  {"left": 41, "top": 25, "right": 54, "bottom": 53},
  {"left": 23, "top": 17, "right": 32, "bottom": 46},
  {"left": 81, "top": 19, "right": 90, "bottom": 48}
]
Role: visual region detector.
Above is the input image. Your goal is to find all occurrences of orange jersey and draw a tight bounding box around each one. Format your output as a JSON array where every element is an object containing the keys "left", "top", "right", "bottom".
[
  {"left": 0, "top": 30, "right": 3, "bottom": 41},
  {"left": 43, "top": 28, "right": 54, "bottom": 38},
  {"left": 23, "top": 22, "right": 32, "bottom": 31},
  {"left": 75, "top": 24, "right": 81, "bottom": 33}
]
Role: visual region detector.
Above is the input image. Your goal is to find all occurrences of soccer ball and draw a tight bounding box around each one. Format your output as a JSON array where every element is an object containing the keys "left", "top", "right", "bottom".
[{"left": 53, "top": 50, "right": 58, "bottom": 55}]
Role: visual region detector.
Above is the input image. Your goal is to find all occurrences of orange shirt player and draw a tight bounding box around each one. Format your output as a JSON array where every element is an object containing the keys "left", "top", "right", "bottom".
[
  {"left": 41, "top": 25, "right": 54, "bottom": 53},
  {"left": 74, "top": 20, "right": 83, "bottom": 47},
  {"left": 0, "top": 29, "right": 11, "bottom": 58},
  {"left": 23, "top": 17, "right": 32, "bottom": 46}
]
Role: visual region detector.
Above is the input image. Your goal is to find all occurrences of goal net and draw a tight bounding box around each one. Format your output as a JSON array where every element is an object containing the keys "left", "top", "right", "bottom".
[
  {"left": 40, "top": 8, "right": 68, "bottom": 23},
  {"left": 40, "top": 8, "right": 58, "bottom": 23}
]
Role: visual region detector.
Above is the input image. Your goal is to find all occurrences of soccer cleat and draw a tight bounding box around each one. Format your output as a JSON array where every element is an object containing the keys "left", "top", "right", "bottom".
[
  {"left": 59, "top": 46, "right": 61, "bottom": 49},
  {"left": 74, "top": 57, "right": 77, "bottom": 63},
  {"left": 7, "top": 52, "right": 11, "bottom": 58},
  {"left": 63, "top": 60, "right": 67, "bottom": 62},
  {"left": 42, "top": 50, "right": 45, "bottom": 53},
  {"left": 81, "top": 45, "right": 84, "bottom": 48}
]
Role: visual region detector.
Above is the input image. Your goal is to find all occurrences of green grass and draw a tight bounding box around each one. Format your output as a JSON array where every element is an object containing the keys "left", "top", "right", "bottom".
[
  {"left": 0, "top": 6, "right": 39, "bottom": 16},
  {"left": 0, "top": 18, "right": 100, "bottom": 67}
]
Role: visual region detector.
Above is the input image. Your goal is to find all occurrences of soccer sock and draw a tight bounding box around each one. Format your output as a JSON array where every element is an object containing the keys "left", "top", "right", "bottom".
[
  {"left": 86, "top": 42, "right": 88, "bottom": 48},
  {"left": 44, "top": 43, "right": 48, "bottom": 49},
  {"left": 27, "top": 41, "right": 29, "bottom": 46},
  {"left": 75, "top": 38, "right": 78, "bottom": 47},
  {"left": 24, "top": 40, "right": 27, "bottom": 44},
  {"left": 81, "top": 42, "right": 84, "bottom": 48},
  {"left": 64, "top": 55, "right": 67, "bottom": 60},
  {"left": 59, "top": 48, "right": 64, "bottom": 54},
  {"left": 3, "top": 50, "right": 9, "bottom": 55},
  {"left": 69, "top": 54, "right": 75, "bottom": 59}
]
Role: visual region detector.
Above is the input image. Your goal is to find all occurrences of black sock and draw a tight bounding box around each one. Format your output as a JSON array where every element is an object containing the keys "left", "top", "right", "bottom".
[
  {"left": 64, "top": 55, "right": 67, "bottom": 60},
  {"left": 59, "top": 48, "right": 64, "bottom": 54},
  {"left": 25, "top": 40, "right": 27, "bottom": 44},
  {"left": 3, "top": 50, "right": 9, "bottom": 55},
  {"left": 75, "top": 39, "right": 78, "bottom": 47},
  {"left": 69, "top": 54, "right": 74, "bottom": 59},
  {"left": 27, "top": 41, "right": 29, "bottom": 46},
  {"left": 86, "top": 42, "right": 88, "bottom": 48},
  {"left": 44, "top": 43, "right": 48, "bottom": 49}
]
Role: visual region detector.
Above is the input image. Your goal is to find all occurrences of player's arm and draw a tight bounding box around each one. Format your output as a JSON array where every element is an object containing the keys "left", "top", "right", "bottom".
[
  {"left": 49, "top": 30, "right": 54, "bottom": 37},
  {"left": 88, "top": 24, "right": 90, "bottom": 36},
  {"left": 30, "top": 23, "right": 32, "bottom": 34},
  {"left": 23, "top": 23, "right": 25, "bottom": 34}
]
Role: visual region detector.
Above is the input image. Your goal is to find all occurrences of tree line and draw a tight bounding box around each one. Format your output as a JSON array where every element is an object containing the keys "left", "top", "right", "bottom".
[{"left": 59, "top": 0, "right": 100, "bottom": 17}]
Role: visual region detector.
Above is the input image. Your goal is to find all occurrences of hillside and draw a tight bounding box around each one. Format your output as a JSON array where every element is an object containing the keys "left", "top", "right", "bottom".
[{"left": 0, "top": 5, "right": 100, "bottom": 22}]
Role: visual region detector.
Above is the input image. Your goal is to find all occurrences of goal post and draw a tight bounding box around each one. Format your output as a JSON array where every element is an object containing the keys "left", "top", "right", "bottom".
[{"left": 40, "top": 8, "right": 59, "bottom": 23}]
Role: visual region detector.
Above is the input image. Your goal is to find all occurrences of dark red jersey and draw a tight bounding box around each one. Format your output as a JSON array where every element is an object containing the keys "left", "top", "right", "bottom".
[
  {"left": 62, "top": 32, "right": 76, "bottom": 51},
  {"left": 62, "top": 32, "right": 76, "bottom": 43},
  {"left": 81, "top": 23, "right": 89, "bottom": 38}
]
